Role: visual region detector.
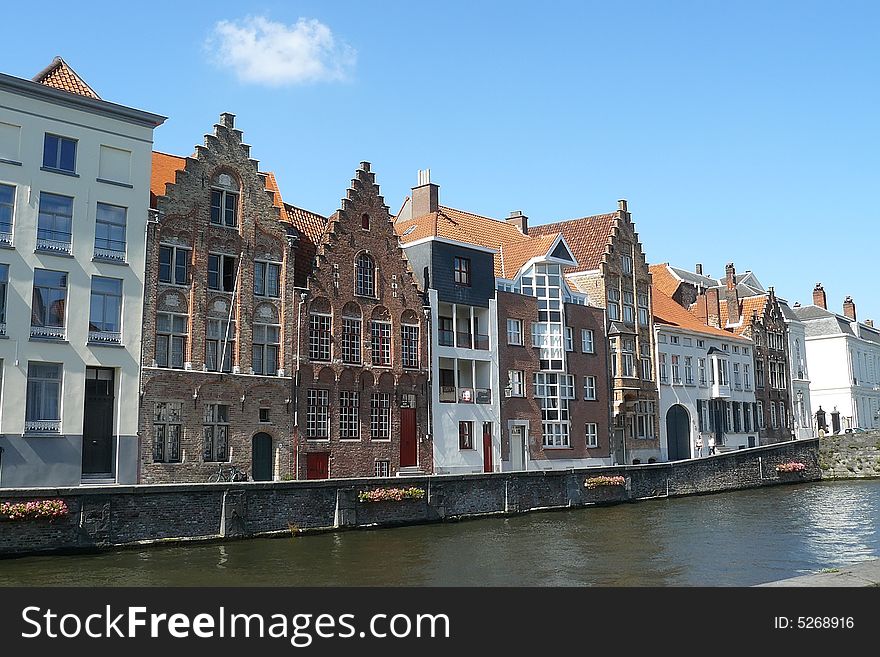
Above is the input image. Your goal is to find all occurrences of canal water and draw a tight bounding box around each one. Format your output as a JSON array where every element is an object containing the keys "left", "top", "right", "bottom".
[{"left": 1, "top": 480, "right": 878, "bottom": 586}]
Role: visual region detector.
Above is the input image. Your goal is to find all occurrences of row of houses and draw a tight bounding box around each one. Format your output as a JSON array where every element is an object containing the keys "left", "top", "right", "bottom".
[{"left": 0, "top": 58, "right": 875, "bottom": 488}]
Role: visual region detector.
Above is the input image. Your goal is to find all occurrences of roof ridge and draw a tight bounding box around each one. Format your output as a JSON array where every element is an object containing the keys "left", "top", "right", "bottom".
[{"left": 32, "top": 56, "right": 101, "bottom": 99}]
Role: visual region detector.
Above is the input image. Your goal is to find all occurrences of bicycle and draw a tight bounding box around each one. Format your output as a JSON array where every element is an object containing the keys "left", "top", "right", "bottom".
[{"left": 210, "top": 463, "right": 249, "bottom": 483}]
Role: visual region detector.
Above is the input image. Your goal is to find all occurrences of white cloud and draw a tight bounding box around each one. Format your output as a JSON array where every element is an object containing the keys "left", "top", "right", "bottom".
[{"left": 206, "top": 16, "right": 356, "bottom": 86}]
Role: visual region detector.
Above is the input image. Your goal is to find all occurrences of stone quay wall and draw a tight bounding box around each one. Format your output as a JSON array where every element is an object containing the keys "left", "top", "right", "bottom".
[
  {"left": 818, "top": 430, "right": 880, "bottom": 479},
  {"left": 0, "top": 439, "right": 820, "bottom": 557}
]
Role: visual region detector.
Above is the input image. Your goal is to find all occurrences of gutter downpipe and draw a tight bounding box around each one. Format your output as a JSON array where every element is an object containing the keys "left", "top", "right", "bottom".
[{"left": 294, "top": 289, "right": 308, "bottom": 480}]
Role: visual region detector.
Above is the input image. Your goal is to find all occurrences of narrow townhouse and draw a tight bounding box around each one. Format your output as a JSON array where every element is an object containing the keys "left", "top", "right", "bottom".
[{"left": 0, "top": 58, "right": 164, "bottom": 487}]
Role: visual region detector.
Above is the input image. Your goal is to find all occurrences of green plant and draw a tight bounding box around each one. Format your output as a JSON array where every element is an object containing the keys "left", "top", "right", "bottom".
[{"left": 358, "top": 487, "right": 425, "bottom": 503}]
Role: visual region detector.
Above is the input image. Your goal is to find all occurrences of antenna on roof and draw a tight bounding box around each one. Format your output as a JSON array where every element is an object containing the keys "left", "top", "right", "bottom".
[{"left": 418, "top": 169, "right": 431, "bottom": 185}]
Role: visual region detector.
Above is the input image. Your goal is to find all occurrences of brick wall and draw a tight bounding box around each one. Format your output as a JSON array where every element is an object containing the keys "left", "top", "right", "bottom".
[
  {"left": 0, "top": 440, "right": 820, "bottom": 556},
  {"left": 818, "top": 430, "right": 880, "bottom": 478}
]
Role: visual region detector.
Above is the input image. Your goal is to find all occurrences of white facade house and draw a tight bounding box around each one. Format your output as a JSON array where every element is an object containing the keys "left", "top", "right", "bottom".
[
  {"left": 794, "top": 289, "right": 880, "bottom": 433},
  {"left": 0, "top": 58, "right": 164, "bottom": 487},
  {"left": 653, "top": 290, "right": 757, "bottom": 460},
  {"left": 783, "top": 305, "right": 814, "bottom": 439}
]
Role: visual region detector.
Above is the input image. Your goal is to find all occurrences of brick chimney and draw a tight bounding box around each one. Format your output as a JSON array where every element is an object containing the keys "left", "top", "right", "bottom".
[
  {"left": 724, "top": 262, "right": 740, "bottom": 325},
  {"left": 693, "top": 288, "right": 722, "bottom": 328},
  {"left": 812, "top": 283, "right": 827, "bottom": 309},
  {"left": 506, "top": 210, "right": 528, "bottom": 234},
  {"left": 618, "top": 199, "right": 628, "bottom": 213},
  {"left": 411, "top": 169, "right": 439, "bottom": 218},
  {"left": 843, "top": 296, "right": 856, "bottom": 321},
  {"left": 219, "top": 112, "right": 235, "bottom": 128},
  {"left": 695, "top": 263, "right": 703, "bottom": 275}
]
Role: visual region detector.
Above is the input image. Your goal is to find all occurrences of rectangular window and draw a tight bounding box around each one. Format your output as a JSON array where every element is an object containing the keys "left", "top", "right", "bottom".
[
  {"left": 0, "top": 121, "right": 21, "bottom": 161},
  {"left": 156, "top": 313, "right": 187, "bottom": 368},
  {"left": 621, "top": 254, "right": 633, "bottom": 274},
  {"left": 733, "top": 401, "right": 742, "bottom": 433},
  {"left": 153, "top": 401, "right": 182, "bottom": 462},
  {"left": 699, "top": 358, "right": 707, "bottom": 386},
  {"left": 671, "top": 354, "right": 681, "bottom": 384},
  {"left": 206, "top": 319, "right": 235, "bottom": 372},
  {"left": 88, "top": 276, "right": 122, "bottom": 343},
  {"left": 581, "top": 328, "right": 594, "bottom": 353},
  {"left": 659, "top": 353, "right": 668, "bottom": 383},
  {"left": 697, "top": 339, "right": 705, "bottom": 348},
  {"left": 670, "top": 335, "right": 680, "bottom": 345},
  {"left": 158, "top": 245, "right": 191, "bottom": 285},
  {"left": 259, "top": 408, "right": 271, "bottom": 423},
  {"left": 770, "top": 401, "right": 778, "bottom": 429},
  {"left": 507, "top": 318, "right": 523, "bottom": 345},
  {"left": 253, "top": 261, "right": 281, "bottom": 297},
  {"left": 508, "top": 370, "right": 524, "bottom": 397},
  {"left": 756, "top": 402, "right": 765, "bottom": 429},
  {"left": 306, "top": 389, "right": 330, "bottom": 439},
  {"left": 584, "top": 375, "right": 597, "bottom": 400},
  {"left": 697, "top": 400, "right": 706, "bottom": 432},
  {"left": 402, "top": 324, "right": 419, "bottom": 368},
  {"left": 210, "top": 188, "right": 238, "bottom": 227},
  {"left": 733, "top": 363, "right": 741, "bottom": 389},
  {"left": 252, "top": 323, "right": 280, "bottom": 375},
  {"left": 25, "top": 362, "right": 62, "bottom": 433},
  {"left": 779, "top": 402, "right": 788, "bottom": 428},
  {"left": 342, "top": 317, "right": 362, "bottom": 364},
  {"left": 309, "top": 313, "right": 332, "bottom": 362},
  {"left": 743, "top": 364, "right": 751, "bottom": 390},
  {"left": 585, "top": 423, "right": 598, "bottom": 448},
  {"left": 459, "top": 421, "right": 474, "bottom": 449},
  {"left": 208, "top": 254, "right": 237, "bottom": 292},
  {"left": 636, "top": 401, "right": 656, "bottom": 439},
  {"left": 98, "top": 145, "right": 131, "bottom": 184},
  {"left": 622, "top": 339, "right": 635, "bottom": 377},
  {"left": 370, "top": 392, "right": 391, "bottom": 440},
  {"left": 733, "top": 345, "right": 740, "bottom": 354},
  {"left": 454, "top": 256, "right": 471, "bottom": 286},
  {"left": 42, "top": 133, "right": 77, "bottom": 173},
  {"left": 94, "top": 202, "right": 127, "bottom": 261},
  {"left": 684, "top": 356, "right": 694, "bottom": 384},
  {"left": 0, "top": 263, "right": 7, "bottom": 329},
  {"left": 561, "top": 374, "right": 575, "bottom": 399},
  {"left": 535, "top": 372, "right": 571, "bottom": 447},
  {"left": 682, "top": 337, "right": 693, "bottom": 347},
  {"left": 743, "top": 403, "right": 752, "bottom": 432},
  {"left": 756, "top": 360, "right": 764, "bottom": 388},
  {"left": 0, "top": 183, "right": 14, "bottom": 244},
  {"left": 371, "top": 320, "right": 392, "bottom": 366},
  {"left": 641, "top": 356, "right": 653, "bottom": 380},
  {"left": 340, "top": 391, "right": 360, "bottom": 439},
  {"left": 37, "top": 192, "right": 73, "bottom": 253},
  {"left": 623, "top": 290, "right": 635, "bottom": 324},
  {"left": 374, "top": 460, "right": 390, "bottom": 477},
  {"left": 638, "top": 292, "right": 649, "bottom": 325},
  {"left": 203, "top": 403, "right": 230, "bottom": 462},
  {"left": 607, "top": 286, "right": 620, "bottom": 321},
  {"left": 31, "top": 269, "right": 67, "bottom": 339}
]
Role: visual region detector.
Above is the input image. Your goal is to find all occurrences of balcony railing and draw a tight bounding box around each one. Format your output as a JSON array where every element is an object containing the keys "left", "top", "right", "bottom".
[
  {"left": 438, "top": 329, "right": 454, "bottom": 347},
  {"left": 0, "top": 230, "right": 12, "bottom": 246},
  {"left": 440, "top": 385, "right": 457, "bottom": 403},
  {"left": 439, "top": 386, "right": 492, "bottom": 404},
  {"left": 36, "top": 237, "right": 72, "bottom": 254},
  {"left": 456, "top": 332, "right": 473, "bottom": 349},
  {"left": 25, "top": 420, "right": 60, "bottom": 433},
  {"left": 89, "top": 330, "right": 122, "bottom": 344},
  {"left": 0, "top": 322, "right": 5, "bottom": 336},
  {"left": 93, "top": 246, "right": 126, "bottom": 262},
  {"left": 30, "top": 325, "right": 66, "bottom": 340},
  {"left": 475, "top": 388, "right": 491, "bottom": 404},
  {"left": 473, "top": 333, "right": 490, "bottom": 350}
]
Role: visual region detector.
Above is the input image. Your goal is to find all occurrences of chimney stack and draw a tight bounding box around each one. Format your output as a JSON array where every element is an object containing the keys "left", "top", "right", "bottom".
[
  {"left": 695, "top": 263, "right": 703, "bottom": 275},
  {"left": 618, "top": 199, "right": 628, "bottom": 212},
  {"left": 812, "top": 283, "right": 827, "bottom": 309},
  {"left": 843, "top": 296, "right": 856, "bottom": 321},
  {"left": 219, "top": 112, "right": 235, "bottom": 128},
  {"left": 694, "top": 288, "right": 722, "bottom": 328},
  {"left": 724, "top": 262, "right": 740, "bottom": 325},
  {"left": 411, "top": 169, "right": 439, "bottom": 218},
  {"left": 506, "top": 210, "right": 528, "bottom": 234},
  {"left": 865, "top": 319, "right": 874, "bottom": 328}
]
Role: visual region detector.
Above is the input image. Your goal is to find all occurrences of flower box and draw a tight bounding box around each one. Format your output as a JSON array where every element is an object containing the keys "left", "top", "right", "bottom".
[
  {"left": 584, "top": 475, "right": 626, "bottom": 489},
  {"left": 357, "top": 487, "right": 426, "bottom": 503},
  {"left": 775, "top": 462, "right": 806, "bottom": 474},
  {"left": 0, "top": 499, "right": 69, "bottom": 521}
]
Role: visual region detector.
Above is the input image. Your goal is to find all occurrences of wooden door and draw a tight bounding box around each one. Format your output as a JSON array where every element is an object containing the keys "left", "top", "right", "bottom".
[
  {"left": 510, "top": 425, "right": 525, "bottom": 471},
  {"left": 82, "top": 368, "right": 114, "bottom": 474},
  {"left": 400, "top": 408, "right": 417, "bottom": 467},
  {"left": 482, "top": 422, "right": 493, "bottom": 473},
  {"left": 252, "top": 433, "right": 273, "bottom": 481},
  {"left": 306, "top": 452, "right": 330, "bottom": 480}
]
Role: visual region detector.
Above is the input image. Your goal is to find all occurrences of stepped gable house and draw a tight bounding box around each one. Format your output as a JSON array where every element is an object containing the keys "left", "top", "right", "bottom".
[
  {"left": 140, "top": 113, "right": 307, "bottom": 483},
  {"left": 291, "top": 162, "right": 431, "bottom": 479},
  {"left": 529, "top": 201, "right": 660, "bottom": 464}
]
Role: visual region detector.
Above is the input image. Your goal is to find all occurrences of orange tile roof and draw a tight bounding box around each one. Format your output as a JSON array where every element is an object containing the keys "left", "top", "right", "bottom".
[
  {"left": 395, "top": 205, "right": 562, "bottom": 279},
  {"left": 648, "top": 263, "right": 682, "bottom": 298},
  {"left": 32, "top": 57, "right": 100, "bottom": 99},
  {"left": 652, "top": 287, "right": 750, "bottom": 341},
  {"left": 150, "top": 151, "right": 187, "bottom": 207},
  {"left": 528, "top": 212, "right": 617, "bottom": 272},
  {"left": 719, "top": 294, "right": 768, "bottom": 335},
  {"left": 263, "top": 171, "right": 284, "bottom": 210},
  {"left": 283, "top": 203, "right": 328, "bottom": 286}
]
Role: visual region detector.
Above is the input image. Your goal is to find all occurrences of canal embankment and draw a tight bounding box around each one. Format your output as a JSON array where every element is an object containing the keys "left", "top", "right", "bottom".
[
  {"left": 756, "top": 559, "right": 880, "bottom": 587},
  {"left": 819, "top": 430, "right": 880, "bottom": 479},
  {"left": 0, "top": 439, "right": 819, "bottom": 557}
]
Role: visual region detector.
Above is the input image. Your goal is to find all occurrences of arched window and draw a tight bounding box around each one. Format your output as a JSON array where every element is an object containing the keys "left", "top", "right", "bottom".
[
  {"left": 355, "top": 253, "right": 376, "bottom": 297},
  {"left": 210, "top": 173, "right": 239, "bottom": 228}
]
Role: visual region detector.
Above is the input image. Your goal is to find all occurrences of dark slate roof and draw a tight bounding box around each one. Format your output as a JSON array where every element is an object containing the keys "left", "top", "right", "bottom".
[
  {"left": 668, "top": 266, "right": 718, "bottom": 289},
  {"left": 793, "top": 305, "right": 835, "bottom": 321}
]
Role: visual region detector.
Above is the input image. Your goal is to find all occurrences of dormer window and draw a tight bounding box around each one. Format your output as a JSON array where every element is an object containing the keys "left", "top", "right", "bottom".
[
  {"left": 454, "top": 257, "right": 471, "bottom": 286},
  {"left": 210, "top": 173, "right": 238, "bottom": 227}
]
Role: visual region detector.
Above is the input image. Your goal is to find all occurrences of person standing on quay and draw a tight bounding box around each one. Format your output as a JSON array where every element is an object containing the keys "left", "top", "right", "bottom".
[
  {"left": 695, "top": 436, "right": 703, "bottom": 458},
  {"left": 708, "top": 435, "right": 716, "bottom": 455}
]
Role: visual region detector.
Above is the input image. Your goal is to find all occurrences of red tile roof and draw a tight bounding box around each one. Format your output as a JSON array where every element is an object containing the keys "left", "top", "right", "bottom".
[
  {"left": 648, "top": 263, "right": 682, "bottom": 298},
  {"left": 32, "top": 57, "right": 100, "bottom": 99},
  {"left": 150, "top": 151, "right": 187, "bottom": 207},
  {"left": 528, "top": 212, "right": 617, "bottom": 272},
  {"left": 652, "top": 287, "right": 750, "bottom": 341},
  {"left": 395, "top": 204, "right": 563, "bottom": 279},
  {"left": 719, "top": 294, "right": 768, "bottom": 336}
]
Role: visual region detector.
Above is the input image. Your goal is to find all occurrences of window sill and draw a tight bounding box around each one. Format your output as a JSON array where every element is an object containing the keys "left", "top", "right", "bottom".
[
  {"left": 41, "top": 166, "right": 79, "bottom": 177},
  {"left": 34, "top": 248, "right": 74, "bottom": 258},
  {"left": 96, "top": 177, "right": 133, "bottom": 189},
  {"left": 0, "top": 241, "right": 13, "bottom": 250},
  {"left": 0, "top": 158, "right": 22, "bottom": 167},
  {"left": 369, "top": 438, "right": 392, "bottom": 443},
  {"left": 23, "top": 432, "right": 62, "bottom": 438},
  {"left": 29, "top": 337, "right": 69, "bottom": 344},
  {"left": 152, "top": 461, "right": 184, "bottom": 465},
  {"left": 542, "top": 445, "right": 573, "bottom": 450},
  {"left": 92, "top": 255, "right": 129, "bottom": 266},
  {"left": 305, "top": 438, "right": 330, "bottom": 442},
  {"left": 254, "top": 294, "right": 282, "bottom": 300},
  {"left": 157, "top": 281, "right": 191, "bottom": 289},
  {"left": 339, "top": 438, "right": 362, "bottom": 442},
  {"left": 88, "top": 341, "right": 126, "bottom": 348},
  {"left": 208, "top": 223, "right": 239, "bottom": 230}
]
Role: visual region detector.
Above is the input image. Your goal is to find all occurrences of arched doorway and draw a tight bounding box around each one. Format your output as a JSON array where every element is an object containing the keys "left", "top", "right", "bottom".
[
  {"left": 666, "top": 405, "right": 691, "bottom": 461},
  {"left": 251, "top": 433, "right": 273, "bottom": 481}
]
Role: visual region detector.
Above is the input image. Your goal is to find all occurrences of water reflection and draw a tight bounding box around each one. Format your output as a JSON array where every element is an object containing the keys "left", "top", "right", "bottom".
[{"left": 1, "top": 480, "right": 878, "bottom": 587}]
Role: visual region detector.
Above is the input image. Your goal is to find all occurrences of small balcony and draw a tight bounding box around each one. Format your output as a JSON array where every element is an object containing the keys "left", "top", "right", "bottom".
[
  {"left": 0, "top": 230, "right": 12, "bottom": 247},
  {"left": 438, "top": 328, "right": 454, "bottom": 347},
  {"left": 456, "top": 331, "right": 473, "bottom": 349},
  {"left": 36, "top": 237, "right": 72, "bottom": 255},
  {"left": 89, "top": 330, "right": 122, "bottom": 344},
  {"left": 93, "top": 246, "right": 126, "bottom": 263},
  {"left": 25, "top": 420, "right": 60, "bottom": 434},
  {"left": 475, "top": 387, "right": 491, "bottom": 404},
  {"left": 31, "top": 325, "right": 66, "bottom": 340},
  {"left": 0, "top": 322, "right": 5, "bottom": 336},
  {"left": 473, "top": 333, "right": 490, "bottom": 350}
]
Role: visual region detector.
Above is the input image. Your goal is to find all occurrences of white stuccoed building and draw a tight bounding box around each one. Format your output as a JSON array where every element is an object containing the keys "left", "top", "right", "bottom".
[
  {"left": 0, "top": 58, "right": 164, "bottom": 487},
  {"left": 794, "top": 285, "right": 880, "bottom": 433}
]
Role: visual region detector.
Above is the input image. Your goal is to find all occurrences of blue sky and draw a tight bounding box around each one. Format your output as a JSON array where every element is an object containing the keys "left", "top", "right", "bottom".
[{"left": 4, "top": 1, "right": 878, "bottom": 319}]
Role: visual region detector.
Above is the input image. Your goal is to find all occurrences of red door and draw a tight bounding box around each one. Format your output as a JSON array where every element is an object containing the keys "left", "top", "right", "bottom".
[
  {"left": 400, "top": 408, "right": 417, "bottom": 467},
  {"left": 306, "top": 452, "right": 330, "bottom": 480},
  {"left": 482, "top": 422, "right": 493, "bottom": 473}
]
